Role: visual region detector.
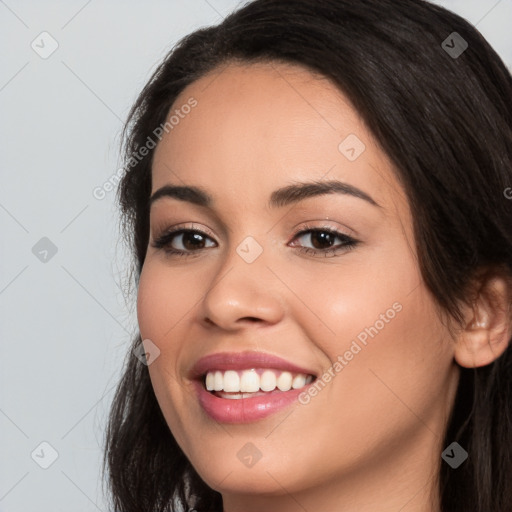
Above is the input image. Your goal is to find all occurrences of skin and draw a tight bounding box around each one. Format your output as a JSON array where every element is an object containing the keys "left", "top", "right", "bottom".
[{"left": 136, "top": 61, "right": 511, "bottom": 512}]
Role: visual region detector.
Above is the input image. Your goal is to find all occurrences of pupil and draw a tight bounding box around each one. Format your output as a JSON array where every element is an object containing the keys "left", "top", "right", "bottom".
[
  {"left": 312, "top": 231, "right": 334, "bottom": 249},
  {"left": 183, "top": 232, "right": 205, "bottom": 250}
]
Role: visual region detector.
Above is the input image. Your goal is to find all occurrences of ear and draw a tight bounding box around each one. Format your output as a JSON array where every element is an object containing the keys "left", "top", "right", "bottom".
[{"left": 454, "top": 268, "right": 512, "bottom": 368}]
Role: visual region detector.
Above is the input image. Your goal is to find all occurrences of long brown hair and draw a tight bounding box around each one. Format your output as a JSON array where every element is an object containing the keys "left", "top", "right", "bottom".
[{"left": 103, "top": 1, "right": 512, "bottom": 510}]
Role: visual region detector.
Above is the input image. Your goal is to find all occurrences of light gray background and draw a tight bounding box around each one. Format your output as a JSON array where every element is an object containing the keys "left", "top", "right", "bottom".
[{"left": 1, "top": 1, "right": 511, "bottom": 511}]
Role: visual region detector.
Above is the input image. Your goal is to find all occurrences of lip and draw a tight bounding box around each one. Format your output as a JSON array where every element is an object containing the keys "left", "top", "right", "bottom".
[
  {"left": 189, "top": 351, "right": 317, "bottom": 424},
  {"left": 193, "top": 381, "right": 312, "bottom": 423}
]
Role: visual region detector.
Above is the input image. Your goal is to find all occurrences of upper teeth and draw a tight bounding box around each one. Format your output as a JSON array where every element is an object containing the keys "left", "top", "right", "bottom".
[{"left": 205, "top": 369, "right": 313, "bottom": 393}]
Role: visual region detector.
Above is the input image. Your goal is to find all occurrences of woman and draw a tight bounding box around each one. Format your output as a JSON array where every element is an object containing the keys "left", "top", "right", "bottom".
[{"left": 103, "top": 1, "right": 512, "bottom": 511}]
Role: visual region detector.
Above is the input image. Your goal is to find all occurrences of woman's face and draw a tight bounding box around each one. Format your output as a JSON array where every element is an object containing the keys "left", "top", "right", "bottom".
[{"left": 137, "top": 62, "right": 460, "bottom": 507}]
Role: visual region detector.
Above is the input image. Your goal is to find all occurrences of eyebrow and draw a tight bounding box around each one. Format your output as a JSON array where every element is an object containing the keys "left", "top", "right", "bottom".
[{"left": 149, "top": 179, "right": 382, "bottom": 210}]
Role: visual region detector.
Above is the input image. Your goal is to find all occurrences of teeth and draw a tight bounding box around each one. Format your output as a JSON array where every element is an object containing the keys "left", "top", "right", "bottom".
[
  {"left": 204, "top": 368, "right": 313, "bottom": 393},
  {"left": 292, "top": 374, "right": 306, "bottom": 389},
  {"left": 214, "top": 371, "right": 223, "bottom": 391},
  {"left": 260, "top": 370, "right": 277, "bottom": 392},
  {"left": 240, "top": 369, "right": 260, "bottom": 392},
  {"left": 205, "top": 372, "right": 215, "bottom": 391},
  {"left": 223, "top": 370, "right": 240, "bottom": 392},
  {"left": 277, "top": 371, "right": 292, "bottom": 391}
]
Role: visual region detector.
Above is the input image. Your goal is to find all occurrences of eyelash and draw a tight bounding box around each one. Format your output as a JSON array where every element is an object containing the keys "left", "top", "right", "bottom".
[{"left": 151, "top": 223, "right": 359, "bottom": 259}]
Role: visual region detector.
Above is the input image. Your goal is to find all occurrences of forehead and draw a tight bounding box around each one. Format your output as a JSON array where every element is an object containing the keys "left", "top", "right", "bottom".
[{"left": 151, "top": 61, "right": 405, "bottom": 215}]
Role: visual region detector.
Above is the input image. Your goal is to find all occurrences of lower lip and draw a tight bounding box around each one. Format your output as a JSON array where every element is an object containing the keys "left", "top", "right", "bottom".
[{"left": 193, "top": 380, "right": 309, "bottom": 423}]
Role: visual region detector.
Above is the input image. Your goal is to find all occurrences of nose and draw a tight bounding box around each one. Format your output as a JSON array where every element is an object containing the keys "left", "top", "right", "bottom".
[{"left": 199, "top": 243, "right": 285, "bottom": 330}]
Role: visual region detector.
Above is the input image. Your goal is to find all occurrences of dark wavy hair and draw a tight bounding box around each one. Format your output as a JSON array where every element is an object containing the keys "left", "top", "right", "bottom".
[{"left": 102, "top": 1, "right": 512, "bottom": 510}]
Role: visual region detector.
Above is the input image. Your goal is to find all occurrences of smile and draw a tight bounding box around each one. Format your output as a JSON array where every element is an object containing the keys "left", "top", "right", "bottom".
[{"left": 189, "top": 351, "right": 318, "bottom": 423}]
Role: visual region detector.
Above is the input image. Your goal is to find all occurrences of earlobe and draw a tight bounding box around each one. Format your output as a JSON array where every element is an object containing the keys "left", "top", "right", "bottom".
[{"left": 454, "top": 272, "right": 512, "bottom": 369}]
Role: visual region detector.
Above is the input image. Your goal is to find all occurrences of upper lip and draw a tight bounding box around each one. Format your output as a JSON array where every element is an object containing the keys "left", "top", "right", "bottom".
[{"left": 189, "top": 351, "right": 318, "bottom": 380}]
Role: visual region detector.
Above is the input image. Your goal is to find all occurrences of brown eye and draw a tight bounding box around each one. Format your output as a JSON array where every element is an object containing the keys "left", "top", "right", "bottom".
[
  {"left": 180, "top": 231, "right": 209, "bottom": 250},
  {"left": 152, "top": 229, "right": 216, "bottom": 254},
  {"left": 306, "top": 230, "right": 337, "bottom": 249},
  {"left": 290, "top": 228, "right": 359, "bottom": 258},
  {"left": 293, "top": 228, "right": 355, "bottom": 249}
]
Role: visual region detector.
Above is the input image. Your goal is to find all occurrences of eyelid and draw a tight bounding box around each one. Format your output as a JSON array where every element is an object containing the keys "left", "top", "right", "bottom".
[
  {"left": 289, "top": 220, "right": 357, "bottom": 240},
  {"left": 152, "top": 219, "right": 360, "bottom": 258},
  {"left": 152, "top": 220, "right": 355, "bottom": 244},
  {"left": 151, "top": 221, "right": 217, "bottom": 242}
]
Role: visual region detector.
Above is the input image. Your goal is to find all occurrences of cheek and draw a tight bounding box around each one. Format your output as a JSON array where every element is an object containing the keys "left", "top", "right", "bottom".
[
  {"left": 136, "top": 260, "right": 200, "bottom": 341},
  {"left": 136, "top": 263, "right": 161, "bottom": 341},
  {"left": 136, "top": 264, "right": 181, "bottom": 398},
  {"left": 136, "top": 263, "right": 193, "bottom": 451},
  {"left": 283, "top": 244, "right": 451, "bottom": 428},
  {"left": 280, "top": 239, "right": 421, "bottom": 354}
]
